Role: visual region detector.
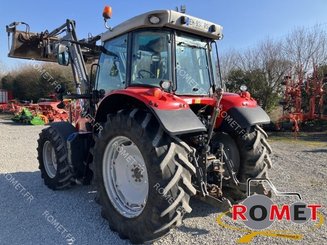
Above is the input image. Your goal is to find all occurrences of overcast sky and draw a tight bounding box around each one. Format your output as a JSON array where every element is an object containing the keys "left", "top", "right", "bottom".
[{"left": 1, "top": 0, "right": 326, "bottom": 70}]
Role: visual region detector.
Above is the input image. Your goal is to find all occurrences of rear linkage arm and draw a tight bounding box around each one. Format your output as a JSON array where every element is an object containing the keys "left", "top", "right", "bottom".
[
  {"left": 172, "top": 87, "right": 234, "bottom": 211},
  {"left": 206, "top": 87, "right": 239, "bottom": 186},
  {"left": 188, "top": 146, "right": 232, "bottom": 211}
]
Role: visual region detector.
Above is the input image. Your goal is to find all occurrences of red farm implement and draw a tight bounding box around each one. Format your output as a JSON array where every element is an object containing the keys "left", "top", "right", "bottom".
[
  {"left": 277, "top": 65, "right": 327, "bottom": 133},
  {"left": 0, "top": 97, "right": 69, "bottom": 124}
]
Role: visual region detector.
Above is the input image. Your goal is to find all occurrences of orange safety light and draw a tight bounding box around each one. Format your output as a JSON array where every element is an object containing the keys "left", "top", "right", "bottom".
[
  {"left": 103, "top": 6, "right": 112, "bottom": 20},
  {"left": 153, "top": 88, "right": 163, "bottom": 99}
]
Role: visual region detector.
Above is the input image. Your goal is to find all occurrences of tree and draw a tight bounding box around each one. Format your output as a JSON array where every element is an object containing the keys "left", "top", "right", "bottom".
[
  {"left": 0, "top": 73, "right": 14, "bottom": 91},
  {"left": 221, "top": 25, "right": 327, "bottom": 113},
  {"left": 0, "top": 61, "right": 6, "bottom": 80},
  {"left": 223, "top": 38, "right": 290, "bottom": 112},
  {"left": 0, "top": 63, "right": 74, "bottom": 101},
  {"left": 226, "top": 68, "right": 280, "bottom": 112},
  {"left": 283, "top": 25, "right": 327, "bottom": 72}
]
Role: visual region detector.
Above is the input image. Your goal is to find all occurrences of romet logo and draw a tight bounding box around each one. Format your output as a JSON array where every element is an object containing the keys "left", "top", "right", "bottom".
[{"left": 216, "top": 178, "right": 324, "bottom": 243}]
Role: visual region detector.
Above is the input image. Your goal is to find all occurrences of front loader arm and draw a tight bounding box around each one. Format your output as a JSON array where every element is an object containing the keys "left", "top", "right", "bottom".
[
  {"left": 6, "top": 20, "right": 99, "bottom": 94},
  {"left": 6, "top": 20, "right": 104, "bottom": 118}
]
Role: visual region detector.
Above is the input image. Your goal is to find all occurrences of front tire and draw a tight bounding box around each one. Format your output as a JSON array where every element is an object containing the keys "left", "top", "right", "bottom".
[
  {"left": 37, "top": 123, "right": 76, "bottom": 190},
  {"left": 93, "top": 109, "right": 196, "bottom": 244}
]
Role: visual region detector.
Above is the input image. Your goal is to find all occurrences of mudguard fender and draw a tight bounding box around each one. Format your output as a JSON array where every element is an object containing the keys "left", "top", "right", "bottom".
[
  {"left": 219, "top": 106, "right": 270, "bottom": 131},
  {"left": 151, "top": 107, "right": 206, "bottom": 135},
  {"left": 95, "top": 88, "right": 206, "bottom": 136}
]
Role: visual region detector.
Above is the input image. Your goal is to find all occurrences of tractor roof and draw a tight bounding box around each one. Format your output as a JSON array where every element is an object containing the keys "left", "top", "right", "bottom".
[{"left": 101, "top": 10, "right": 223, "bottom": 41}]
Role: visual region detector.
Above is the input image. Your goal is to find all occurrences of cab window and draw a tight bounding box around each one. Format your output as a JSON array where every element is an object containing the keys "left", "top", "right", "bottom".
[
  {"left": 131, "top": 31, "right": 171, "bottom": 87},
  {"left": 97, "top": 34, "right": 127, "bottom": 91}
]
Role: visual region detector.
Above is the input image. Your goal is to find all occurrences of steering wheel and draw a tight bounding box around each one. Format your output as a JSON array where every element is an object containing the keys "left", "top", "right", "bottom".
[{"left": 138, "top": 69, "right": 156, "bottom": 79}]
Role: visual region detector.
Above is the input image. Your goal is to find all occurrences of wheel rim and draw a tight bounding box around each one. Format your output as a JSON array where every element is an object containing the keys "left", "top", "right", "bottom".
[
  {"left": 43, "top": 141, "right": 57, "bottom": 178},
  {"left": 103, "top": 136, "right": 149, "bottom": 218}
]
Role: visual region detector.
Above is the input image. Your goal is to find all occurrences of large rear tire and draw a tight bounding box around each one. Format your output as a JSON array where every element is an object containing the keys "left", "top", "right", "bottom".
[
  {"left": 93, "top": 109, "right": 196, "bottom": 244},
  {"left": 211, "top": 125, "right": 272, "bottom": 200},
  {"left": 235, "top": 125, "right": 272, "bottom": 183}
]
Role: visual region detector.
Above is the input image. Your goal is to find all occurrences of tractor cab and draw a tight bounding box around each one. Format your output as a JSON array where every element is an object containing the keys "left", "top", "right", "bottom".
[{"left": 97, "top": 10, "right": 223, "bottom": 96}]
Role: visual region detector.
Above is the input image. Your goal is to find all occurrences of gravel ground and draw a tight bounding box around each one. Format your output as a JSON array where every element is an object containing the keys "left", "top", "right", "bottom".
[{"left": 0, "top": 116, "right": 326, "bottom": 245}]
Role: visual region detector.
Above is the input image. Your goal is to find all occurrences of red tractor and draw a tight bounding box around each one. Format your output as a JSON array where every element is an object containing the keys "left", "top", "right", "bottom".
[{"left": 6, "top": 7, "right": 272, "bottom": 243}]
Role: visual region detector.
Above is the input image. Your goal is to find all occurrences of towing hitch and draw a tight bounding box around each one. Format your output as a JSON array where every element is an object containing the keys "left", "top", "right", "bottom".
[{"left": 195, "top": 193, "right": 232, "bottom": 212}]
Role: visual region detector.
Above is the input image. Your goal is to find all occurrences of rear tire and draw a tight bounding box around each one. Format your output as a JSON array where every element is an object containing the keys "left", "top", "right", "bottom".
[
  {"left": 93, "top": 109, "right": 196, "bottom": 243},
  {"left": 211, "top": 132, "right": 240, "bottom": 174},
  {"left": 210, "top": 132, "right": 247, "bottom": 201},
  {"left": 211, "top": 126, "right": 272, "bottom": 201},
  {"left": 235, "top": 125, "right": 272, "bottom": 183}
]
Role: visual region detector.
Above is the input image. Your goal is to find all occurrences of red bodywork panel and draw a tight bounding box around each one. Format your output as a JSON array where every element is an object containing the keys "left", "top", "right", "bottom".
[
  {"left": 181, "top": 92, "right": 258, "bottom": 128},
  {"left": 89, "top": 87, "right": 261, "bottom": 132},
  {"left": 78, "top": 87, "right": 191, "bottom": 132},
  {"left": 95, "top": 87, "right": 259, "bottom": 129},
  {"left": 102, "top": 87, "right": 190, "bottom": 111}
]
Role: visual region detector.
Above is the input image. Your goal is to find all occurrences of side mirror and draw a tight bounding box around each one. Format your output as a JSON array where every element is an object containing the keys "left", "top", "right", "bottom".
[
  {"left": 57, "top": 44, "right": 70, "bottom": 66},
  {"left": 90, "top": 63, "right": 100, "bottom": 89}
]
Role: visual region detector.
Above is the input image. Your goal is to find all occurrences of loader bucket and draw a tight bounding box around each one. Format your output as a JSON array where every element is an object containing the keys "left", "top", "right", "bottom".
[
  {"left": 6, "top": 22, "right": 100, "bottom": 64},
  {"left": 6, "top": 29, "right": 58, "bottom": 62}
]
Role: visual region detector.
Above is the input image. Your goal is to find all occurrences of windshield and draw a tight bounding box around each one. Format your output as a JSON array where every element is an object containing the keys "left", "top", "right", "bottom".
[
  {"left": 175, "top": 34, "right": 211, "bottom": 95},
  {"left": 131, "top": 31, "right": 171, "bottom": 87}
]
